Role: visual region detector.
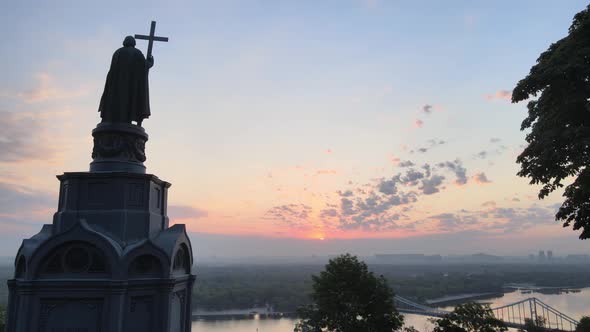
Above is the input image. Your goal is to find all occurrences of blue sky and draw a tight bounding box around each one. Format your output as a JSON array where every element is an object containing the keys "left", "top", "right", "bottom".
[{"left": 1, "top": 0, "right": 589, "bottom": 257}]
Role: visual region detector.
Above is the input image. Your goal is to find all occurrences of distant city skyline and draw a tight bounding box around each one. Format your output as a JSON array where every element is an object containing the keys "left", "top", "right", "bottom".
[{"left": 1, "top": 0, "right": 590, "bottom": 257}]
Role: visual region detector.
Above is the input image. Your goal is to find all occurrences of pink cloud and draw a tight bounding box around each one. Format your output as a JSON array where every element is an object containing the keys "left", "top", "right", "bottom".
[{"left": 485, "top": 90, "right": 512, "bottom": 101}]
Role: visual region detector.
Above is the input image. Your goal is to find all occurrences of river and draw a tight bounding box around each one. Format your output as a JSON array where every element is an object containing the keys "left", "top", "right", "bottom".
[{"left": 191, "top": 287, "right": 590, "bottom": 332}]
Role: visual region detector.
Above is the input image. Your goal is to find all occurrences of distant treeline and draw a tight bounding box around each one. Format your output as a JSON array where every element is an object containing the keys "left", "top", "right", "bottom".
[
  {"left": 1, "top": 263, "right": 590, "bottom": 312},
  {"left": 191, "top": 263, "right": 590, "bottom": 312}
]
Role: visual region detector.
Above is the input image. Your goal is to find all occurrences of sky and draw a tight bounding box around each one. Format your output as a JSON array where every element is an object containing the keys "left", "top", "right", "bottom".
[{"left": 1, "top": 0, "right": 589, "bottom": 258}]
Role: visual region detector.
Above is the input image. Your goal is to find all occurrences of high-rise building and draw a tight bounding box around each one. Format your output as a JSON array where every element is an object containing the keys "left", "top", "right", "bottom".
[{"left": 538, "top": 250, "right": 546, "bottom": 261}]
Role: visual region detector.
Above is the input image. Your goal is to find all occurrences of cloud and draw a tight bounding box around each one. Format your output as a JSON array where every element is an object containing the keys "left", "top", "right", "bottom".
[
  {"left": 474, "top": 151, "right": 488, "bottom": 159},
  {"left": 480, "top": 206, "right": 555, "bottom": 233},
  {"left": 337, "top": 190, "right": 354, "bottom": 197},
  {"left": 473, "top": 139, "right": 509, "bottom": 161},
  {"left": 398, "top": 160, "right": 415, "bottom": 167},
  {"left": 473, "top": 172, "right": 492, "bottom": 184},
  {"left": 414, "top": 119, "right": 424, "bottom": 128},
  {"left": 319, "top": 163, "right": 461, "bottom": 231},
  {"left": 429, "top": 213, "right": 476, "bottom": 231},
  {"left": 168, "top": 205, "right": 208, "bottom": 220},
  {"left": 419, "top": 175, "right": 445, "bottom": 195},
  {"left": 273, "top": 158, "right": 480, "bottom": 233},
  {"left": 378, "top": 176, "right": 400, "bottom": 195},
  {"left": 428, "top": 139, "right": 446, "bottom": 146},
  {"left": 485, "top": 90, "right": 512, "bottom": 101},
  {"left": 265, "top": 204, "right": 312, "bottom": 229},
  {"left": 422, "top": 104, "right": 433, "bottom": 114},
  {"left": 401, "top": 169, "right": 425, "bottom": 186},
  {"left": 320, "top": 173, "right": 420, "bottom": 231},
  {"left": 410, "top": 139, "right": 446, "bottom": 154},
  {"left": 417, "top": 204, "right": 557, "bottom": 235},
  {"left": 437, "top": 159, "right": 468, "bottom": 185}
]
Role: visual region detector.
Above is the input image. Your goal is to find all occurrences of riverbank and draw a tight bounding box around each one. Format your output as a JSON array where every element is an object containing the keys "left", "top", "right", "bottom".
[
  {"left": 425, "top": 292, "right": 503, "bottom": 307},
  {"left": 193, "top": 312, "right": 297, "bottom": 321}
]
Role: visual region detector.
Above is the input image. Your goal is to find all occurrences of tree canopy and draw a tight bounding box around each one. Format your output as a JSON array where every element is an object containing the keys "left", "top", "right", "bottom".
[
  {"left": 512, "top": 5, "right": 590, "bottom": 239},
  {"left": 432, "top": 302, "right": 507, "bottom": 332},
  {"left": 576, "top": 316, "right": 590, "bottom": 332},
  {"left": 294, "top": 253, "right": 403, "bottom": 332}
]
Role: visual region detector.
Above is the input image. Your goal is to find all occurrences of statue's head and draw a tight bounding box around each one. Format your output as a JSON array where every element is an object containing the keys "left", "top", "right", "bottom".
[{"left": 123, "top": 36, "right": 136, "bottom": 47}]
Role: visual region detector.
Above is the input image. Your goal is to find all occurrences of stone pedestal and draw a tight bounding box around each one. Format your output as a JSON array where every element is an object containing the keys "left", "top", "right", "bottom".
[
  {"left": 90, "top": 123, "right": 148, "bottom": 173},
  {"left": 6, "top": 123, "right": 195, "bottom": 332}
]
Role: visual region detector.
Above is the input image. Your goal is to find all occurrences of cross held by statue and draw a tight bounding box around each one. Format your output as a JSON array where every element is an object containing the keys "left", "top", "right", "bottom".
[{"left": 135, "top": 21, "right": 168, "bottom": 59}]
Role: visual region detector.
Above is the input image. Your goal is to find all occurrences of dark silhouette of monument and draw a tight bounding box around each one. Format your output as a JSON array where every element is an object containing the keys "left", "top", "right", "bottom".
[
  {"left": 98, "top": 35, "right": 153, "bottom": 125},
  {"left": 6, "top": 21, "right": 195, "bottom": 332}
]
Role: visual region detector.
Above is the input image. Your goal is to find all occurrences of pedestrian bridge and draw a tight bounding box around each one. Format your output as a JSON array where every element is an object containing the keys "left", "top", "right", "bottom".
[{"left": 394, "top": 296, "right": 579, "bottom": 331}]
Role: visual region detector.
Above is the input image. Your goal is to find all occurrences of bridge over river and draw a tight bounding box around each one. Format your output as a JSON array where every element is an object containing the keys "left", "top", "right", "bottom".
[{"left": 395, "top": 295, "right": 579, "bottom": 331}]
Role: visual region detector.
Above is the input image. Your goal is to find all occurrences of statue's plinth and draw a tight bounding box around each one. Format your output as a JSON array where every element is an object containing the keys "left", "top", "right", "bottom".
[{"left": 90, "top": 123, "right": 148, "bottom": 173}]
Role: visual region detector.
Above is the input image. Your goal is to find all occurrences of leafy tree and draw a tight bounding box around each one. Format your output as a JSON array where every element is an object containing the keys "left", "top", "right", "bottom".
[
  {"left": 294, "top": 253, "right": 404, "bottom": 332},
  {"left": 402, "top": 327, "right": 420, "bottom": 332},
  {"left": 512, "top": 5, "right": 590, "bottom": 239},
  {"left": 0, "top": 304, "right": 5, "bottom": 332},
  {"left": 518, "top": 317, "right": 546, "bottom": 332},
  {"left": 432, "top": 302, "right": 507, "bottom": 332},
  {"left": 576, "top": 316, "right": 590, "bottom": 332}
]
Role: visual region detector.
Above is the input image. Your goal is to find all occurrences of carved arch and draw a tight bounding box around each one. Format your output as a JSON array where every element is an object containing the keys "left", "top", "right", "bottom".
[
  {"left": 28, "top": 220, "right": 122, "bottom": 278},
  {"left": 15, "top": 256, "right": 26, "bottom": 278},
  {"left": 37, "top": 241, "right": 110, "bottom": 277},
  {"left": 122, "top": 239, "right": 170, "bottom": 278},
  {"left": 172, "top": 243, "right": 190, "bottom": 274},
  {"left": 128, "top": 254, "right": 163, "bottom": 278}
]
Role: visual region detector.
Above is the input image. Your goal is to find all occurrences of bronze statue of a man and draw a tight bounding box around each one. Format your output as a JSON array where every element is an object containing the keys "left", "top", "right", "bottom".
[{"left": 98, "top": 36, "right": 153, "bottom": 126}]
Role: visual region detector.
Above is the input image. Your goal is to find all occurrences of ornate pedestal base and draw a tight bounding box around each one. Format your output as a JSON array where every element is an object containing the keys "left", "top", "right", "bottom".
[{"left": 90, "top": 123, "right": 148, "bottom": 173}]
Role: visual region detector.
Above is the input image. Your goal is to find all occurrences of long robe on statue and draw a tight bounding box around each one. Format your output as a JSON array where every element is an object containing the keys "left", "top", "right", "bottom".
[{"left": 99, "top": 36, "right": 151, "bottom": 124}]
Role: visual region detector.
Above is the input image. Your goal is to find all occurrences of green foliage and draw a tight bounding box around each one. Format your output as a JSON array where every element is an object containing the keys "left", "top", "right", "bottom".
[
  {"left": 576, "top": 316, "right": 590, "bottom": 332},
  {"left": 294, "top": 254, "right": 403, "bottom": 332},
  {"left": 191, "top": 264, "right": 316, "bottom": 312},
  {"left": 432, "top": 302, "right": 507, "bottom": 332},
  {"left": 518, "top": 317, "right": 547, "bottom": 332},
  {"left": 402, "top": 327, "right": 420, "bottom": 332},
  {"left": 187, "top": 263, "right": 590, "bottom": 312},
  {"left": 0, "top": 304, "right": 5, "bottom": 332},
  {"left": 512, "top": 4, "right": 590, "bottom": 239}
]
